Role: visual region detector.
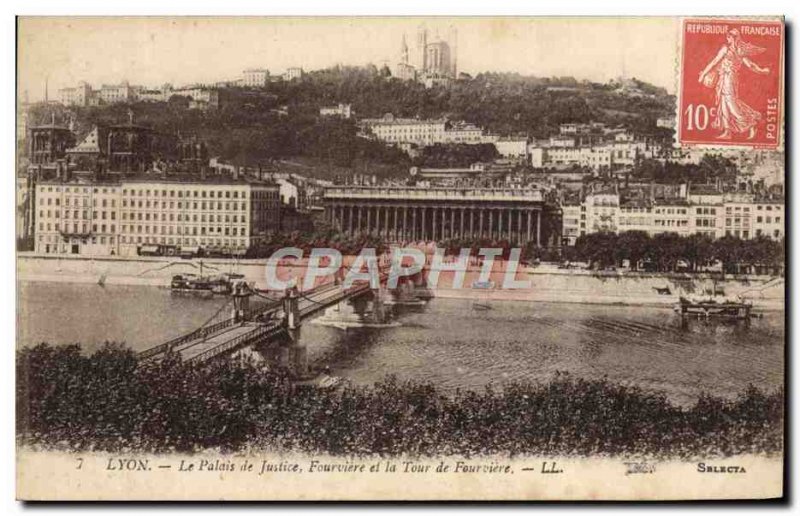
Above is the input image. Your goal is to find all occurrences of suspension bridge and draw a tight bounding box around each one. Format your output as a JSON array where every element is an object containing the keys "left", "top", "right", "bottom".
[{"left": 137, "top": 272, "right": 391, "bottom": 376}]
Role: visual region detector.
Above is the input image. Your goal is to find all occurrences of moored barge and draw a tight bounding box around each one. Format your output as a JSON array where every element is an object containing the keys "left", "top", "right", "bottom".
[{"left": 674, "top": 296, "right": 753, "bottom": 320}]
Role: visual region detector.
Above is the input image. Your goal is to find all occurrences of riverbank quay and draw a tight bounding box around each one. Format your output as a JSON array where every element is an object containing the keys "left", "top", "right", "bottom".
[{"left": 17, "top": 252, "right": 784, "bottom": 310}]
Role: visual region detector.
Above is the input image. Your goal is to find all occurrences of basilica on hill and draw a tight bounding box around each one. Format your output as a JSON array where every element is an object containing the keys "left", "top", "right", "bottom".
[{"left": 395, "top": 24, "right": 458, "bottom": 88}]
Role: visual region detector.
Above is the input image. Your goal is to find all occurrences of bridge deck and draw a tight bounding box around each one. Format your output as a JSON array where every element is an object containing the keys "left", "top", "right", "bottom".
[
  {"left": 139, "top": 273, "right": 389, "bottom": 365},
  {"left": 175, "top": 322, "right": 262, "bottom": 362}
]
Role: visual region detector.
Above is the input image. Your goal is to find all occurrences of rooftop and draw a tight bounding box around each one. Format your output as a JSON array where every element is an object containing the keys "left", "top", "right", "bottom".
[
  {"left": 689, "top": 184, "right": 723, "bottom": 196},
  {"left": 38, "top": 173, "right": 280, "bottom": 187}
]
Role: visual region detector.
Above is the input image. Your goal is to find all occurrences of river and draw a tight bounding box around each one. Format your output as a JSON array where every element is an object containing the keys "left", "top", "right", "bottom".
[{"left": 17, "top": 281, "right": 784, "bottom": 406}]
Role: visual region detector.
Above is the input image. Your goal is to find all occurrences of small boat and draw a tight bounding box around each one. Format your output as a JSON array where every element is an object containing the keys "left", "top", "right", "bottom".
[
  {"left": 472, "top": 302, "right": 492, "bottom": 311},
  {"left": 170, "top": 273, "right": 213, "bottom": 294},
  {"left": 674, "top": 295, "right": 753, "bottom": 320},
  {"left": 171, "top": 271, "right": 247, "bottom": 296}
]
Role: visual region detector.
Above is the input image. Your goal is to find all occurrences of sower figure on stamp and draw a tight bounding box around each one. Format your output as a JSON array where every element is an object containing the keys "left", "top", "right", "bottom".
[{"left": 698, "top": 28, "right": 771, "bottom": 140}]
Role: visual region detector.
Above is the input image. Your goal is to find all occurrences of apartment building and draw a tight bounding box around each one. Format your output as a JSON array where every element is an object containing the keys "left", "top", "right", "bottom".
[
  {"left": 752, "top": 200, "right": 784, "bottom": 239},
  {"left": 360, "top": 114, "right": 491, "bottom": 147},
  {"left": 560, "top": 184, "right": 784, "bottom": 244},
  {"left": 242, "top": 69, "right": 270, "bottom": 87},
  {"left": 33, "top": 177, "right": 281, "bottom": 256}
]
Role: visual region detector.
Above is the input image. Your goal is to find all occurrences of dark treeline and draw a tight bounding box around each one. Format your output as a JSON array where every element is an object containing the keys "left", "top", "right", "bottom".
[
  {"left": 411, "top": 143, "right": 500, "bottom": 169},
  {"left": 244, "top": 230, "right": 388, "bottom": 259},
  {"left": 632, "top": 156, "right": 739, "bottom": 184},
  {"left": 17, "top": 343, "right": 782, "bottom": 457},
  {"left": 568, "top": 232, "right": 784, "bottom": 274},
  {"left": 25, "top": 67, "right": 674, "bottom": 177}
]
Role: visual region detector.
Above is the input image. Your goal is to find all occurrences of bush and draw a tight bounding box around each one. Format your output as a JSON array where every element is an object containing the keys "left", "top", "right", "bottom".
[{"left": 17, "top": 343, "right": 783, "bottom": 457}]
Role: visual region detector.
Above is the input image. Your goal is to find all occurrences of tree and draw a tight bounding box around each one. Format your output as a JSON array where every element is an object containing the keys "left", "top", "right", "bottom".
[
  {"left": 647, "top": 233, "right": 684, "bottom": 272},
  {"left": 575, "top": 232, "right": 618, "bottom": 269},
  {"left": 683, "top": 233, "right": 714, "bottom": 272},
  {"left": 712, "top": 235, "right": 745, "bottom": 275},
  {"left": 615, "top": 231, "right": 650, "bottom": 270}
]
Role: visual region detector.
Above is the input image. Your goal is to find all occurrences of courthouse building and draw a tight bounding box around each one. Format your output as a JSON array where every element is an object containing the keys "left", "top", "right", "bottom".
[{"left": 322, "top": 185, "right": 555, "bottom": 246}]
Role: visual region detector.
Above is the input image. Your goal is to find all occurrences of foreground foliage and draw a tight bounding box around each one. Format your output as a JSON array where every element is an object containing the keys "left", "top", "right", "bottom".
[{"left": 17, "top": 343, "right": 783, "bottom": 457}]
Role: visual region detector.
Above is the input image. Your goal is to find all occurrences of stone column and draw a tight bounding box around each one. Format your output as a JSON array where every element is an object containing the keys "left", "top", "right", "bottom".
[
  {"left": 403, "top": 207, "right": 408, "bottom": 242},
  {"left": 479, "top": 209, "right": 484, "bottom": 238},
  {"left": 375, "top": 206, "right": 381, "bottom": 236},
  {"left": 536, "top": 210, "right": 542, "bottom": 247},
  {"left": 432, "top": 208, "right": 437, "bottom": 242},
  {"left": 469, "top": 208, "right": 475, "bottom": 238},
  {"left": 460, "top": 208, "right": 465, "bottom": 239},
  {"left": 498, "top": 209, "right": 504, "bottom": 239},
  {"left": 421, "top": 208, "right": 426, "bottom": 241},
  {"left": 348, "top": 205, "right": 354, "bottom": 235},
  {"left": 517, "top": 209, "right": 522, "bottom": 243},
  {"left": 526, "top": 210, "right": 532, "bottom": 243},
  {"left": 412, "top": 207, "right": 418, "bottom": 241},
  {"left": 507, "top": 209, "right": 512, "bottom": 241},
  {"left": 366, "top": 207, "right": 372, "bottom": 235},
  {"left": 488, "top": 210, "right": 494, "bottom": 239}
]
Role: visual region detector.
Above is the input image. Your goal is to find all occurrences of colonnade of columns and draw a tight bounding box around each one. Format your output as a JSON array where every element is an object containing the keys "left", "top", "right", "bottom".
[{"left": 325, "top": 203, "right": 543, "bottom": 245}]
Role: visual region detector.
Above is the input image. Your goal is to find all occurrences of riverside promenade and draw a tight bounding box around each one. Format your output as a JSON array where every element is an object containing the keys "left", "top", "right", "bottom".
[{"left": 16, "top": 252, "right": 785, "bottom": 310}]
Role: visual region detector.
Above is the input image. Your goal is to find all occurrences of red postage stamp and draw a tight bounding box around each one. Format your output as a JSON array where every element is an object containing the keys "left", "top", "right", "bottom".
[{"left": 678, "top": 18, "right": 784, "bottom": 149}]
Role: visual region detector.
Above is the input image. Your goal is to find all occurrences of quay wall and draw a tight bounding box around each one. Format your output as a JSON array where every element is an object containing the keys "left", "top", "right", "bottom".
[{"left": 16, "top": 253, "right": 784, "bottom": 310}]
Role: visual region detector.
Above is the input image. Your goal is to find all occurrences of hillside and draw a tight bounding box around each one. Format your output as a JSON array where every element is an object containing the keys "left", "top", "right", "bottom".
[{"left": 23, "top": 66, "right": 675, "bottom": 179}]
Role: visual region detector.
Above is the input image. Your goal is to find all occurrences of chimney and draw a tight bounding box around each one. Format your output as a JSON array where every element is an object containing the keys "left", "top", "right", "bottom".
[
  {"left": 233, "top": 166, "right": 240, "bottom": 181},
  {"left": 200, "top": 166, "right": 206, "bottom": 181}
]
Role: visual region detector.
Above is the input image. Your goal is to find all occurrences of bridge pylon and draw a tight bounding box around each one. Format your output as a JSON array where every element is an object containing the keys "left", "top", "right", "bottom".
[
  {"left": 231, "top": 281, "right": 253, "bottom": 322},
  {"left": 281, "top": 287, "right": 308, "bottom": 377}
]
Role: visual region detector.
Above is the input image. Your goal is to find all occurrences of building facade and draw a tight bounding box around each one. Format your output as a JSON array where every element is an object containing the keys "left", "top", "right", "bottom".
[
  {"left": 751, "top": 200, "right": 784, "bottom": 239},
  {"left": 98, "top": 82, "right": 135, "bottom": 104},
  {"left": 283, "top": 67, "right": 304, "bottom": 81},
  {"left": 360, "top": 114, "right": 491, "bottom": 148},
  {"left": 560, "top": 184, "right": 784, "bottom": 244},
  {"left": 323, "top": 186, "right": 550, "bottom": 245},
  {"left": 58, "top": 82, "right": 94, "bottom": 107},
  {"left": 28, "top": 123, "right": 74, "bottom": 165},
  {"left": 319, "top": 103, "right": 352, "bottom": 119},
  {"left": 242, "top": 69, "right": 270, "bottom": 87},
  {"left": 172, "top": 87, "right": 220, "bottom": 109},
  {"left": 33, "top": 178, "right": 281, "bottom": 256}
]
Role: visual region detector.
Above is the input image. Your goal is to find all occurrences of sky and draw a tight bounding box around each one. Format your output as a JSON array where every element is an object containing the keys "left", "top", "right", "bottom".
[{"left": 17, "top": 17, "right": 679, "bottom": 101}]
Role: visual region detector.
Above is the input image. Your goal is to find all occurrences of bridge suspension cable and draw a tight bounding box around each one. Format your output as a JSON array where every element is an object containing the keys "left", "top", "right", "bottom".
[{"left": 199, "top": 297, "right": 236, "bottom": 328}]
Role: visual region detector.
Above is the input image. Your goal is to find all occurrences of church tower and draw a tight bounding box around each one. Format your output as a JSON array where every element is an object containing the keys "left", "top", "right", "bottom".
[
  {"left": 416, "top": 25, "right": 428, "bottom": 71},
  {"left": 449, "top": 26, "right": 458, "bottom": 77}
]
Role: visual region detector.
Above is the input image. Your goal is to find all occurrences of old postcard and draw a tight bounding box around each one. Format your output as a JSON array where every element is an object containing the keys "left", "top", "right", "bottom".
[{"left": 15, "top": 16, "right": 785, "bottom": 501}]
